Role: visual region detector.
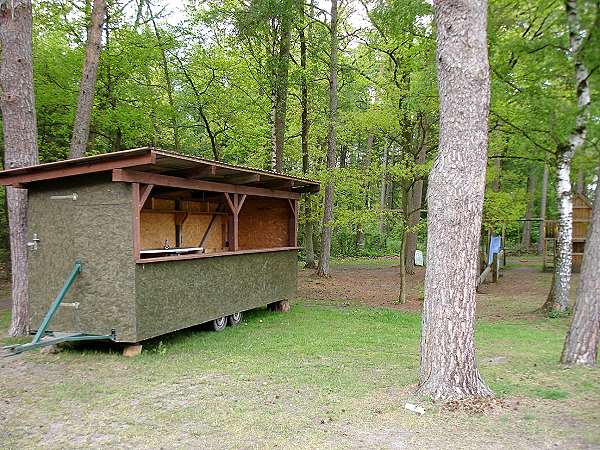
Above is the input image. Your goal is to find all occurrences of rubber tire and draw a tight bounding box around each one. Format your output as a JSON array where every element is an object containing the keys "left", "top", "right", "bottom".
[
  {"left": 228, "top": 312, "right": 242, "bottom": 327},
  {"left": 211, "top": 316, "right": 227, "bottom": 332}
]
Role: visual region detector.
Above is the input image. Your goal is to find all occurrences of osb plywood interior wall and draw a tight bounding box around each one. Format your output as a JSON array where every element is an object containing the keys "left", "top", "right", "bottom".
[
  {"left": 238, "top": 197, "right": 289, "bottom": 250},
  {"left": 140, "top": 198, "right": 224, "bottom": 251}
]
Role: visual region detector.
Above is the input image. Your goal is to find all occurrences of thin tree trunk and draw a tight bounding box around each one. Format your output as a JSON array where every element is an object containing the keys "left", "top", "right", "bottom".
[
  {"left": 69, "top": 0, "right": 106, "bottom": 159},
  {"left": 521, "top": 174, "right": 537, "bottom": 251},
  {"left": 0, "top": 0, "right": 39, "bottom": 336},
  {"left": 492, "top": 158, "right": 501, "bottom": 192},
  {"left": 299, "top": 20, "right": 316, "bottom": 269},
  {"left": 405, "top": 128, "right": 427, "bottom": 273},
  {"left": 147, "top": 1, "right": 180, "bottom": 152},
  {"left": 272, "top": 13, "right": 291, "bottom": 173},
  {"left": 417, "top": 0, "right": 493, "bottom": 400},
  {"left": 356, "top": 134, "right": 373, "bottom": 251},
  {"left": 561, "top": 166, "right": 600, "bottom": 366},
  {"left": 398, "top": 185, "right": 409, "bottom": 304},
  {"left": 379, "top": 144, "right": 389, "bottom": 236},
  {"left": 546, "top": 0, "right": 592, "bottom": 312},
  {"left": 317, "top": 0, "right": 338, "bottom": 277},
  {"left": 537, "top": 162, "right": 549, "bottom": 255}
]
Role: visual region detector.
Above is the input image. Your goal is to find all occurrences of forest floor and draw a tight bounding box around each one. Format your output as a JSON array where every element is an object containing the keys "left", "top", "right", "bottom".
[{"left": 1, "top": 257, "right": 598, "bottom": 449}]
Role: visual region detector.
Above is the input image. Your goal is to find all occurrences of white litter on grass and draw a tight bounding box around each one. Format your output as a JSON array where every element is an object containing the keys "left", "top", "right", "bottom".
[{"left": 404, "top": 403, "right": 425, "bottom": 415}]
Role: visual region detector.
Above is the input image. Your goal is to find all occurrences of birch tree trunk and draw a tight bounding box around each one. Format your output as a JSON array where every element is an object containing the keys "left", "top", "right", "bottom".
[
  {"left": 547, "top": 0, "right": 591, "bottom": 312},
  {"left": 417, "top": 0, "right": 493, "bottom": 400},
  {"left": 560, "top": 166, "right": 600, "bottom": 366},
  {"left": 536, "top": 162, "right": 549, "bottom": 255},
  {"left": 69, "top": 0, "right": 106, "bottom": 159},
  {"left": 0, "top": 0, "right": 39, "bottom": 336},
  {"left": 521, "top": 174, "right": 537, "bottom": 251},
  {"left": 317, "top": 0, "right": 338, "bottom": 277}
]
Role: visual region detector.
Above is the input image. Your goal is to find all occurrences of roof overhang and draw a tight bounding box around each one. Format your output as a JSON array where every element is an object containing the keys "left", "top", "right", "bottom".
[{"left": 0, "top": 147, "right": 320, "bottom": 194}]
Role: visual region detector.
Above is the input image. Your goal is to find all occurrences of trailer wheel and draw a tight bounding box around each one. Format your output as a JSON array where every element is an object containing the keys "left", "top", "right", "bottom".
[
  {"left": 228, "top": 312, "right": 242, "bottom": 326},
  {"left": 211, "top": 316, "right": 227, "bottom": 332}
]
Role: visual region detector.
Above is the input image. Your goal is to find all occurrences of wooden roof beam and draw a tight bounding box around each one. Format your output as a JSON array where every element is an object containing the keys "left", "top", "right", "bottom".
[
  {"left": 113, "top": 169, "right": 301, "bottom": 199},
  {"left": 223, "top": 173, "right": 260, "bottom": 184}
]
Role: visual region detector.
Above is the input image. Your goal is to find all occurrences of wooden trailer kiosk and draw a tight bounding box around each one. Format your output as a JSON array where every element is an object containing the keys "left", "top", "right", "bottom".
[{"left": 0, "top": 148, "right": 319, "bottom": 349}]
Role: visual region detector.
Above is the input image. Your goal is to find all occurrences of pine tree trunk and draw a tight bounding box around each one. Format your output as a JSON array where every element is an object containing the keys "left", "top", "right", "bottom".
[
  {"left": 547, "top": 0, "right": 591, "bottom": 312},
  {"left": 0, "top": 0, "right": 39, "bottom": 336},
  {"left": 317, "top": 0, "right": 338, "bottom": 278},
  {"left": 417, "top": 0, "right": 493, "bottom": 400},
  {"left": 560, "top": 166, "right": 600, "bottom": 366},
  {"left": 69, "top": 0, "right": 106, "bottom": 159},
  {"left": 521, "top": 174, "right": 537, "bottom": 251},
  {"left": 536, "top": 162, "right": 549, "bottom": 255}
]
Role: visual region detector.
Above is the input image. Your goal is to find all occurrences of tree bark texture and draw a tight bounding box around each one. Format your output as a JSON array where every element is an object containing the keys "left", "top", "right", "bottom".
[
  {"left": 0, "top": 0, "right": 39, "bottom": 336},
  {"left": 549, "top": 0, "right": 591, "bottom": 312},
  {"left": 536, "top": 162, "right": 549, "bottom": 255},
  {"left": 521, "top": 174, "right": 537, "bottom": 251},
  {"left": 317, "top": 0, "right": 338, "bottom": 277},
  {"left": 69, "top": 0, "right": 106, "bottom": 159},
  {"left": 560, "top": 166, "right": 600, "bottom": 366},
  {"left": 417, "top": 0, "right": 493, "bottom": 400}
]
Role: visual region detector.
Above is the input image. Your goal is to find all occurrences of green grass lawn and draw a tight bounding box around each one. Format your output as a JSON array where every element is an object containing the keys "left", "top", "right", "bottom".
[{"left": 1, "top": 303, "right": 598, "bottom": 449}]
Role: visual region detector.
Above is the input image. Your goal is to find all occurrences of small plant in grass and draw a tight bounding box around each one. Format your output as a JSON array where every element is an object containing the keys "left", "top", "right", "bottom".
[{"left": 149, "top": 341, "right": 167, "bottom": 356}]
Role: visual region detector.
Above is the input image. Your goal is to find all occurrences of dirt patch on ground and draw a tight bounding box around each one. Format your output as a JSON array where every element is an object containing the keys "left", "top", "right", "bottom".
[{"left": 299, "top": 256, "right": 578, "bottom": 321}]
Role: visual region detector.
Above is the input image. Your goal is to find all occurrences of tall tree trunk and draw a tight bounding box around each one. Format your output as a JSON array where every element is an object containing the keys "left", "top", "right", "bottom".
[
  {"left": 69, "top": 0, "right": 106, "bottom": 159},
  {"left": 546, "top": 0, "right": 591, "bottom": 312},
  {"left": 0, "top": 0, "right": 39, "bottom": 336},
  {"left": 356, "top": 134, "right": 373, "bottom": 251},
  {"left": 299, "top": 20, "right": 316, "bottom": 269},
  {"left": 316, "top": 0, "right": 338, "bottom": 277},
  {"left": 560, "top": 166, "right": 600, "bottom": 366},
  {"left": 147, "top": 1, "right": 180, "bottom": 152},
  {"left": 492, "top": 158, "right": 501, "bottom": 192},
  {"left": 537, "top": 162, "right": 549, "bottom": 255},
  {"left": 405, "top": 128, "right": 427, "bottom": 274},
  {"left": 398, "top": 185, "right": 409, "bottom": 304},
  {"left": 417, "top": 0, "right": 493, "bottom": 400},
  {"left": 379, "top": 144, "right": 389, "bottom": 236},
  {"left": 521, "top": 174, "right": 537, "bottom": 251},
  {"left": 272, "top": 13, "right": 291, "bottom": 173}
]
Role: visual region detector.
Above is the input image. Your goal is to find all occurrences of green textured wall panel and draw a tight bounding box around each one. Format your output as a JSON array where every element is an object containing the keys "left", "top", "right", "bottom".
[
  {"left": 134, "top": 250, "right": 297, "bottom": 342},
  {"left": 27, "top": 175, "right": 138, "bottom": 341}
]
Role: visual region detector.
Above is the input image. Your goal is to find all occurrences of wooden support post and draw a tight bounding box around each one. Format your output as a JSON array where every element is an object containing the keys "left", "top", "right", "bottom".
[
  {"left": 492, "top": 253, "right": 499, "bottom": 283},
  {"left": 501, "top": 223, "right": 506, "bottom": 267},
  {"left": 123, "top": 344, "right": 142, "bottom": 357},
  {"left": 224, "top": 193, "right": 244, "bottom": 251},
  {"left": 131, "top": 183, "right": 141, "bottom": 261},
  {"left": 288, "top": 199, "right": 298, "bottom": 247}
]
